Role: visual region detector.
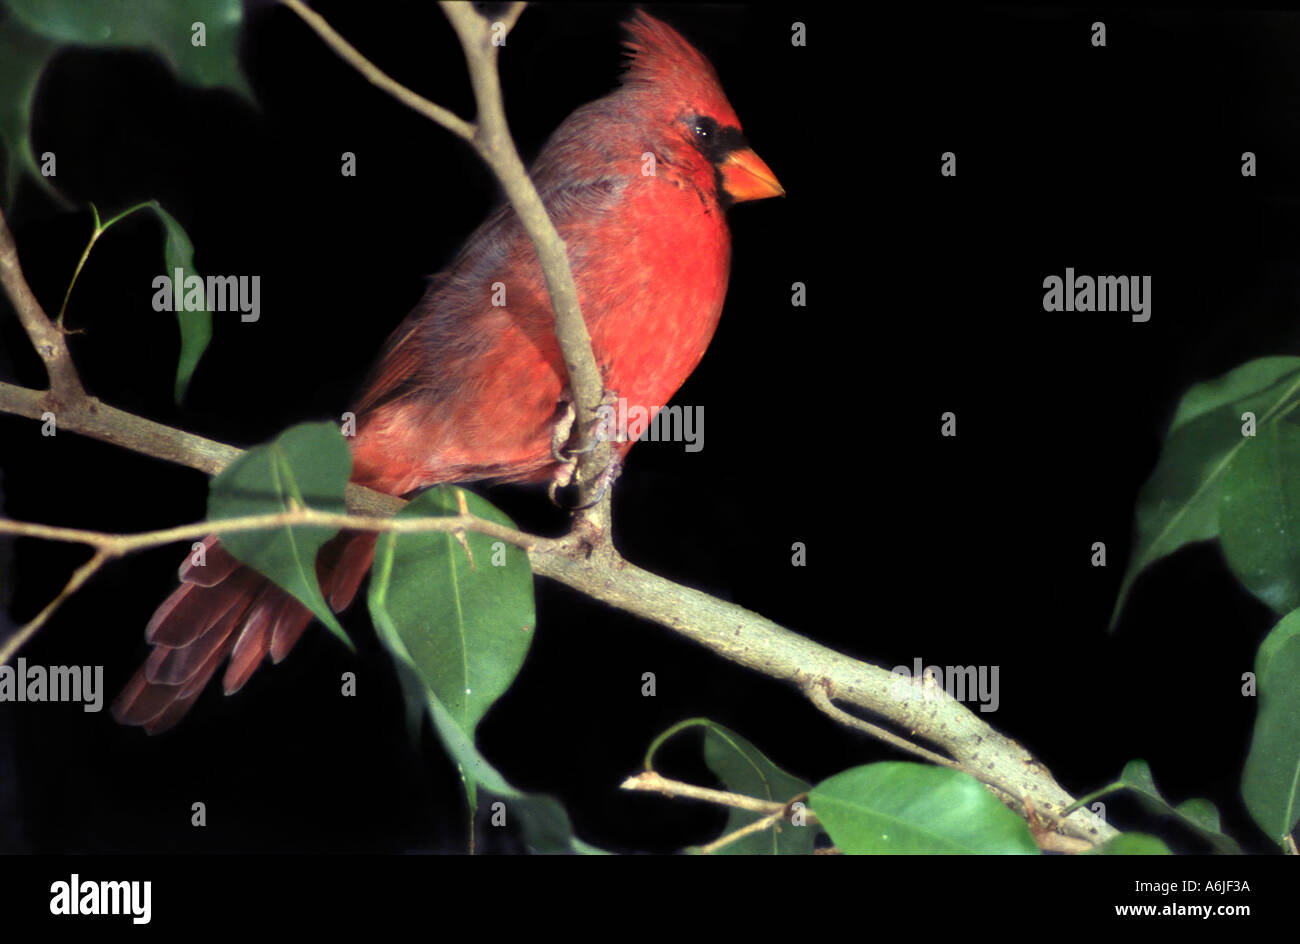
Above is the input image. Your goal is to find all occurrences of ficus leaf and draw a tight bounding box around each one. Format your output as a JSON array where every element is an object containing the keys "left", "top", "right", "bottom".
[
  {"left": 1241, "top": 612, "right": 1300, "bottom": 843},
  {"left": 810, "top": 762, "right": 1039, "bottom": 854},
  {"left": 206, "top": 421, "right": 353, "bottom": 648},
  {"left": 366, "top": 485, "right": 534, "bottom": 740},
  {"left": 1110, "top": 358, "right": 1300, "bottom": 630}
]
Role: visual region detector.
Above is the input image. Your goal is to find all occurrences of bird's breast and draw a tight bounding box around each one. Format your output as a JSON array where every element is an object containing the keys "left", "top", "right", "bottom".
[
  {"left": 574, "top": 171, "right": 732, "bottom": 417},
  {"left": 349, "top": 164, "right": 734, "bottom": 493}
]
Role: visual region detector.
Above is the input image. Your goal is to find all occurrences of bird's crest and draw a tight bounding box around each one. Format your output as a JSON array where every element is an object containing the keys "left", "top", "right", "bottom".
[{"left": 620, "top": 10, "right": 736, "bottom": 123}]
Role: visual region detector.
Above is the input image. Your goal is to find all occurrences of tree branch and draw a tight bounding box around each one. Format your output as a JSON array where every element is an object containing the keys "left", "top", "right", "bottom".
[
  {"left": 0, "top": 371, "right": 1116, "bottom": 842},
  {"left": 0, "top": 206, "right": 84, "bottom": 402},
  {"left": 0, "top": 380, "right": 241, "bottom": 475}
]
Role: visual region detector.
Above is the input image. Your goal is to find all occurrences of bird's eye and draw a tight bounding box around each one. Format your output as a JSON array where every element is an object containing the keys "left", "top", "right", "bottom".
[
  {"left": 690, "top": 116, "right": 718, "bottom": 140},
  {"left": 687, "top": 115, "right": 743, "bottom": 165}
]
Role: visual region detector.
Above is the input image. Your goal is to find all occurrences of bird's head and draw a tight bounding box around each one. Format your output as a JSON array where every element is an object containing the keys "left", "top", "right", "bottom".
[{"left": 620, "top": 11, "right": 783, "bottom": 205}]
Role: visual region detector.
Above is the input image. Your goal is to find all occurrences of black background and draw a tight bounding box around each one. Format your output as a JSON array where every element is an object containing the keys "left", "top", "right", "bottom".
[{"left": 0, "top": 0, "right": 1296, "bottom": 872}]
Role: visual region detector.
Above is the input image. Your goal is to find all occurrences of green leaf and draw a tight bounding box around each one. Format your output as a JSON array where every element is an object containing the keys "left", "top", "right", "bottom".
[
  {"left": 0, "top": 0, "right": 250, "bottom": 202},
  {"left": 4, "top": 0, "right": 251, "bottom": 98},
  {"left": 644, "top": 718, "right": 815, "bottom": 854},
  {"left": 391, "top": 654, "right": 432, "bottom": 748},
  {"left": 0, "top": 11, "right": 59, "bottom": 203},
  {"left": 702, "top": 724, "right": 816, "bottom": 855},
  {"left": 809, "top": 762, "right": 1039, "bottom": 854},
  {"left": 1172, "top": 798, "right": 1225, "bottom": 835},
  {"left": 1092, "top": 833, "right": 1173, "bottom": 855},
  {"left": 206, "top": 421, "right": 352, "bottom": 648},
  {"left": 1220, "top": 422, "right": 1300, "bottom": 613},
  {"left": 420, "top": 685, "right": 603, "bottom": 854},
  {"left": 1169, "top": 357, "right": 1300, "bottom": 433},
  {"left": 1110, "top": 358, "right": 1300, "bottom": 630},
  {"left": 1257, "top": 605, "right": 1300, "bottom": 678},
  {"left": 147, "top": 202, "right": 212, "bottom": 403},
  {"left": 367, "top": 488, "right": 550, "bottom": 847},
  {"left": 366, "top": 486, "right": 534, "bottom": 740},
  {"left": 1070, "top": 759, "right": 1242, "bottom": 853},
  {"left": 369, "top": 536, "right": 590, "bottom": 854},
  {"left": 1241, "top": 611, "right": 1300, "bottom": 843}
]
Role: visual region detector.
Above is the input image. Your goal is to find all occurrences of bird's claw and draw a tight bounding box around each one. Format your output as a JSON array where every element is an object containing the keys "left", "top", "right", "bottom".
[
  {"left": 569, "top": 450, "right": 624, "bottom": 510},
  {"left": 551, "top": 388, "right": 622, "bottom": 460},
  {"left": 548, "top": 388, "right": 623, "bottom": 507},
  {"left": 550, "top": 400, "right": 577, "bottom": 463}
]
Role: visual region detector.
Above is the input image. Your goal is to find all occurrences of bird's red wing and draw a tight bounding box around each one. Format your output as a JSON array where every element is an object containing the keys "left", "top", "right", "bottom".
[
  {"left": 350, "top": 302, "right": 440, "bottom": 417},
  {"left": 352, "top": 176, "right": 622, "bottom": 424}
]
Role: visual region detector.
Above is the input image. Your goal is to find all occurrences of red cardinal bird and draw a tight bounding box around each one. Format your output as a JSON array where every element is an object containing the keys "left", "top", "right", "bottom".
[{"left": 112, "top": 10, "right": 782, "bottom": 733}]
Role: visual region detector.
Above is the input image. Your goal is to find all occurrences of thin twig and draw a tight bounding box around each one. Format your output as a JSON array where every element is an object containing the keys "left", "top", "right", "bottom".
[
  {"left": 621, "top": 770, "right": 819, "bottom": 854},
  {"left": 279, "top": 0, "right": 476, "bottom": 140},
  {"left": 0, "top": 506, "right": 540, "bottom": 558},
  {"left": 696, "top": 808, "right": 788, "bottom": 855},
  {"left": 804, "top": 676, "right": 959, "bottom": 770},
  {"left": 0, "top": 549, "right": 109, "bottom": 666},
  {"left": 1036, "top": 832, "right": 1094, "bottom": 854},
  {"left": 619, "top": 771, "right": 786, "bottom": 815},
  {"left": 0, "top": 503, "right": 543, "bottom": 670}
]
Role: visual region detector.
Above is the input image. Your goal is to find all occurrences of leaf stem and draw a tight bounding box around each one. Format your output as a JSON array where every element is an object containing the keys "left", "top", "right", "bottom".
[
  {"left": 641, "top": 717, "right": 712, "bottom": 771},
  {"left": 56, "top": 199, "right": 157, "bottom": 328}
]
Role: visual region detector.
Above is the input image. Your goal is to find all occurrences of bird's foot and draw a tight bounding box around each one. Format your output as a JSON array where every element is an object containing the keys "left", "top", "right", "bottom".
[
  {"left": 550, "top": 400, "right": 577, "bottom": 465},
  {"left": 549, "top": 389, "right": 623, "bottom": 507},
  {"left": 570, "top": 450, "right": 623, "bottom": 509}
]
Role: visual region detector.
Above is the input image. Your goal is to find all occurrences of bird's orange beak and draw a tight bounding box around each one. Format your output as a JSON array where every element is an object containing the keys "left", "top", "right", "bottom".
[{"left": 720, "top": 148, "right": 785, "bottom": 202}]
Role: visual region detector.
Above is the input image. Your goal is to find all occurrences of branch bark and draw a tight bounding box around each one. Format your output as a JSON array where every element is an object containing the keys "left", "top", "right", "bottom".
[
  {"left": 620, "top": 771, "right": 793, "bottom": 816},
  {"left": 0, "top": 206, "right": 84, "bottom": 402}
]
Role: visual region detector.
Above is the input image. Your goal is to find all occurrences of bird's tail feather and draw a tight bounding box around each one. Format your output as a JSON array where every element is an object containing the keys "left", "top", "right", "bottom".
[{"left": 112, "top": 531, "right": 377, "bottom": 733}]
